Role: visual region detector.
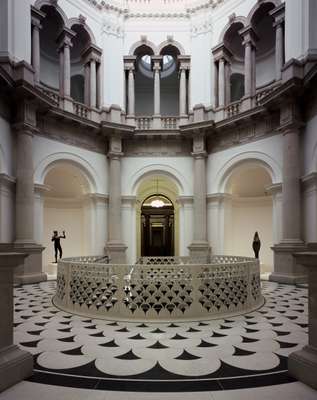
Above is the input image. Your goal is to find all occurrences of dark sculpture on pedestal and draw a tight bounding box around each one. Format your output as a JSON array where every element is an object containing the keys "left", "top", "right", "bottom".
[{"left": 252, "top": 231, "right": 261, "bottom": 259}]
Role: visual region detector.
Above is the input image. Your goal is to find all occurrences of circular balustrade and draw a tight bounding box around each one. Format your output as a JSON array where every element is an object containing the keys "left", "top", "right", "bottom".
[{"left": 54, "top": 255, "right": 264, "bottom": 321}]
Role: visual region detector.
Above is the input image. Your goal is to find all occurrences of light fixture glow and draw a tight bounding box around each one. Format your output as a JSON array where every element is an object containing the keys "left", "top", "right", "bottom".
[{"left": 151, "top": 199, "right": 165, "bottom": 208}]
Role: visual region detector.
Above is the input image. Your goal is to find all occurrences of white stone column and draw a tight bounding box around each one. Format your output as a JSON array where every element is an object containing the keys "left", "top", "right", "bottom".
[
  {"left": 153, "top": 61, "right": 161, "bottom": 116},
  {"left": 128, "top": 68, "right": 135, "bottom": 116},
  {"left": 266, "top": 184, "right": 283, "bottom": 245},
  {"left": 212, "top": 44, "right": 232, "bottom": 109},
  {"left": 106, "top": 136, "right": 127, "bottom": 263},
  {"left": 122, "top": 196, "right": 137, "bottom": 263},
  {"left": 15, "top": 130, "right": 35, "bottom": 245},
  {"left": 270, "top": 4, "right": 285, "bottom": 81},
  {"left": 188, "top": 135, "right": 210, "bottom": 260},
  {"left": 218, "top": 58, "right": 225, "bottom": 107},
  {"left": 213, "top": 62, "right": 219, "bottom": 108},
  {"left": 177, "top": 196, "right": 194, "bottom": 257},
  {"left": 96, "top": 63, "right": 101, "bottom": 109},
  {"left": 57, "top": 28, "right": 75, "bottom": 98},
  {"left": 271, "top": 103, "right": 306, "bottom": 284},
  {"left": 289, "top": 249, "right": 317, "bottom": 390},
  {"left": 179, "top": 67, "right": 187, "bottom": 116},
  {"left": 14, "top": 123, "right": 46, "bottom": 284},
  {"left": 0, "top": 253, "right": 33, "bottom": 392},
  {"left": 240, "top": 27, "right": 257, "bottom": 99},
  {"left": 31, "top": 7, "right": 45, "bottom": 84},
  {"left": 84, "top": 62, "right": 90, "bottom": 105},
  {"left": 90, "top": 59, "right": 97, "bottom": 108}
]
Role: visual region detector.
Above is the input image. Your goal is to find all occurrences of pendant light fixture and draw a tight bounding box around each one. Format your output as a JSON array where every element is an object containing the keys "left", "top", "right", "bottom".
[{"left": 150, "top": 178, "right": 164, "bottom": 208}]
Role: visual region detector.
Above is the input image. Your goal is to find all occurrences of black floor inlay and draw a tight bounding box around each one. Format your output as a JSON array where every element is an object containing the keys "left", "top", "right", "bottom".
[{"left": 14, "top": 280, "right": 308, "bottom": 392}]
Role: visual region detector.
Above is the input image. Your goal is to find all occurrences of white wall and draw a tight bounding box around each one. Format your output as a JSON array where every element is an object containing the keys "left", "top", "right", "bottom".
[
  {"left": 43, "top": 200, "right": 84, "bottom": 266},
  {"left": 230, "top": 197, "right": 273, "bottom": 271}
]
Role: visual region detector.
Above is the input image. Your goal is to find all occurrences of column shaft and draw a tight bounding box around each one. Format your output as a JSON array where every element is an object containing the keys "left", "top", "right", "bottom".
[
  {"left": 244, "top": 42, "right": 252, "bottom": 97},
  {"left": 225, "top": 62, "right": 231, "bottom": 105},
  {"left": 282, "top": 129, "right": 301, "bottom": 241},
  {"left": 32, "top": 25, "right": 40, "bottom": 84},
  {"left": 179, "top": 68, "right": 187, "bottom": 115},
  {"left": 96, "top": 63, "right": 101, "bottom": 108},
  {"left": 63, "top": 44, "right": 71, "bottom": 97},
  {"left": 84, "top": 63, "right": 90, "bottom": 105},
  {"left": 128, "top": 69, "right": 135, "bottom": 115},
  {"left": 214, "top": 62, "right": 219, "bottom": 108},
  {"left": 59, "top": 50, "right": 64, "bottom": 96},
  {"left": 15, "top": 131, "right": 34, "bottom": 244},
  {"left": 275, "top": 23, "right": 284, "bottom": 80},
  {"left": 90, "top": 59, "right": 97, "bottom": 108},
  {"left": 193, "top": 156, "right": 207, "bottom": 242},
  {"left": 154, "top": 68, "right": 160, "bottom": 115},
  {"left": 108, "top": 156, "right": 122, "bottom": 242},
  {"left": 218, "top": 58, "right": 225, "bottom": 107}
]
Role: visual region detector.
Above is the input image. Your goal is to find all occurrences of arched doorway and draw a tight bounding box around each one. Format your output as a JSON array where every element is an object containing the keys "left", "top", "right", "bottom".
[
  {"left": 141, "top": 194, "right": 174, "bottom": 256},
  {"left": 136, "top": 175, "right": 179, "bottom": 258}
]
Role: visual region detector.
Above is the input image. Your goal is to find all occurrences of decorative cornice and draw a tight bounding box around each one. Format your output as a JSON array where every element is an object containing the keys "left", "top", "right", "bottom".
[{"left": 265, "top": 183, "right": 282, "bottom": 195}]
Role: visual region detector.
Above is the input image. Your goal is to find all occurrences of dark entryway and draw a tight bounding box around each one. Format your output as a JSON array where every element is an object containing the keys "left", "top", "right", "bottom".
[{"left": 141, "top": 195, "right": 174, "bottom": 256}]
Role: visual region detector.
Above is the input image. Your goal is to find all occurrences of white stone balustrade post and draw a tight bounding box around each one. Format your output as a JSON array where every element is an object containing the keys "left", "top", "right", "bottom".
[
  {"left": 31, "top": 6, "right": 45, "bottom": 84},
  {"left": 0, "top": 253, "right": 33, "bottom": 392},
  {"left": 270, "top": 4, "right": 285, "bottom": 81}
]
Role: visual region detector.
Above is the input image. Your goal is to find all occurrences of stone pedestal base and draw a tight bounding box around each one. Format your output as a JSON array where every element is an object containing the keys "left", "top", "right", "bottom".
[
  {"left": 105, "top": 241, "right": 127, "bottom": 264},
  {"left": 62, "top": 96, "right": 73, "bottom": 113},
  {"left": 270, "top": 242, "right": 307, "bottom": 284},
  {"left": 240, "top": 96, "right": 254, "bottom": 112},
  {"left": 289, "top": 346, "right": 317, "bottom": 390},
  {"left": 188, "top": 241, "right": 211, "bottom": 262},
  {"left": 152, "top": 115, "right": 161, "bottom": 129},
  {"left": 13, "top": 244, "right": 46, "bottom": 284},
  {"left": 0, "top": 345, "right": 33, "bottom": 392},
  {"left": 126, "top": 115, "right": 136, "bottom": 126}
]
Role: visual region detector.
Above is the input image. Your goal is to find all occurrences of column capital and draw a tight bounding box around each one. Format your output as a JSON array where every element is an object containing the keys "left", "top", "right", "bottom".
[
  {"left": 57, "top": 28, "right": 76, "bottom": 51},
  {"left": 191, "top": 151, "right": 207, "bottom": 159},
  {"left": 177, "top": 55, "right": 191, "bottom": 70},
  {"left": 192, "top": 132, "right": 206, "bottom": 154},
  {"left": 269, "top": 3, "right": 285, "bottom": 27},
  {"left": 279, "top": 100, "right": 304, "bottom": 134},
  {"left": 107, "top": 151, "right": 123, "bottom": 160},
  {"left": 212, "top": 43, "right": 233, "bottom": 63},
  {"left": 81, "top": 43, "right": 102, "bottom": 65},
  {"left": 12, "top": 122, "right": 37, "bottom": 137},
  {"left": 151, "top": 55, "right": 163, "bottom": 71},
  {"left": 239, "top": 26, "right": 258, "bottom": 48},
  {"left": 31, "top": 6, "right": 46, "bottom": 29},
  {"left": 124, "top": 55, "right": 137, "bottom": 71}
]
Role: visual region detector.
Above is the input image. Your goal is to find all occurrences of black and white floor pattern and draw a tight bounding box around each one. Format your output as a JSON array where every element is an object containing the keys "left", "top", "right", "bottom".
[{"left": 13, "top": 281, "right": 308, "bottom": 392}]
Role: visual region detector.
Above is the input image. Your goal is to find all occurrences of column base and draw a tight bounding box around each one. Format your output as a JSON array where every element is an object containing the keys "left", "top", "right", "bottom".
[
  {"left": 270, "top": 242, "right": 307, "bottom": 284},
  {"left": 188, "top": 241, "right": 211, "bottom": 262},
  {"left": 0, "top": 345, "right": 33, "bottom": 392},
  {"left": 13, "top": 243, "right": 47, "bottom": 284},
  {"left": 105, "top": 241, "right": 127, "bottom": 264},
  {"left": 288, "top": 345, "right": 317, "bottom": 390}
]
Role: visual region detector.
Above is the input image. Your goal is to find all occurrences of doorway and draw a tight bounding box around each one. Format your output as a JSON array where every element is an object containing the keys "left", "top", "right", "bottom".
[{"left": 141, "top": 195, "right": 174, "bottom": 256}]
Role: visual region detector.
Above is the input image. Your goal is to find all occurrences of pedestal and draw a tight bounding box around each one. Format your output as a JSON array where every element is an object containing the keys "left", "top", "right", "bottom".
[
  {"left": 0, "top": 253, "right": 33, "bottom": 392},
  {"left": 270, "top": 242, "right": 307, "bottom": 284},
  {"left": 13, "top": 244, "right": 46, "bottom": 284},
  {"left": 288, "top": 250, "right": 317, "bottom": 390},
  {"left": 188, "top": 241, "right": 211, "bottom": 262},
  {"left": 105, "top": 241, "right": 127, "bottom": 264},
  {"left": 152, "top": 115, "right": 161, "bottom": 129}
]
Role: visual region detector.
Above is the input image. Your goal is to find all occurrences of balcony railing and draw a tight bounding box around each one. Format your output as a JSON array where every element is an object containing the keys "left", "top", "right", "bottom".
[
  {"left": 137, "top": 116, "right": 153, "bottom": 130},
  {"left": 225, "top": 100, "right": 241, "bottom": 118},
  {"left": 73, "top": 101, "right": 90, "bottom": 119}
]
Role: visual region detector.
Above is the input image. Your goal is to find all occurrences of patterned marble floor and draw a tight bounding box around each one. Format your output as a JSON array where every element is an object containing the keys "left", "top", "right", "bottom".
[{"left": 13, "top": 281, "right": 309, "bottom": 392}]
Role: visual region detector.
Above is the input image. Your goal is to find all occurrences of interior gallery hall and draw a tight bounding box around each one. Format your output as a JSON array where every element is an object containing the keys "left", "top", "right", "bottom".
[{"left": 0, "top": 0, "right": 317, "bottom": 399}]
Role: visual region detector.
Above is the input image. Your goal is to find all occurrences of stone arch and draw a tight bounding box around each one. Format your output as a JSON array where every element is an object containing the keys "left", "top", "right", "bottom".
[
  {"left": 247, "top": 0, "right": 280, "bottom": 25},
  {"left": 215, "top": 152, "right": 282, "bottom": 193},
  {"left": 67, "top": 17, "right": 96, "bottom": 44},
  {"left": 218, "top": 16, "right": 247, "bottom": 44},
  {"left": 129, "top": 40, "right": 157, "bottom": 56},
  {"left": 158, "top": 40, "right": 185, "bottom": 56},
  {"left": 129, "top": 165, "right": 190, "bottom": 197},
  {"left": 34, "top": 0, "right": 68, "bottom": 25},
  {"left": 34, "top": 152, "right": 99, "bottom": 193}
]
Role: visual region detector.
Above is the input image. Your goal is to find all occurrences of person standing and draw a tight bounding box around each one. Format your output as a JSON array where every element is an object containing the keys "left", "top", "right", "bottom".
[
  {"left": 252, "top": 231, "right": 261, "bottom": 259},
  {"left": 52, "top": 230, "right": 66, "bottom": 263}
]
